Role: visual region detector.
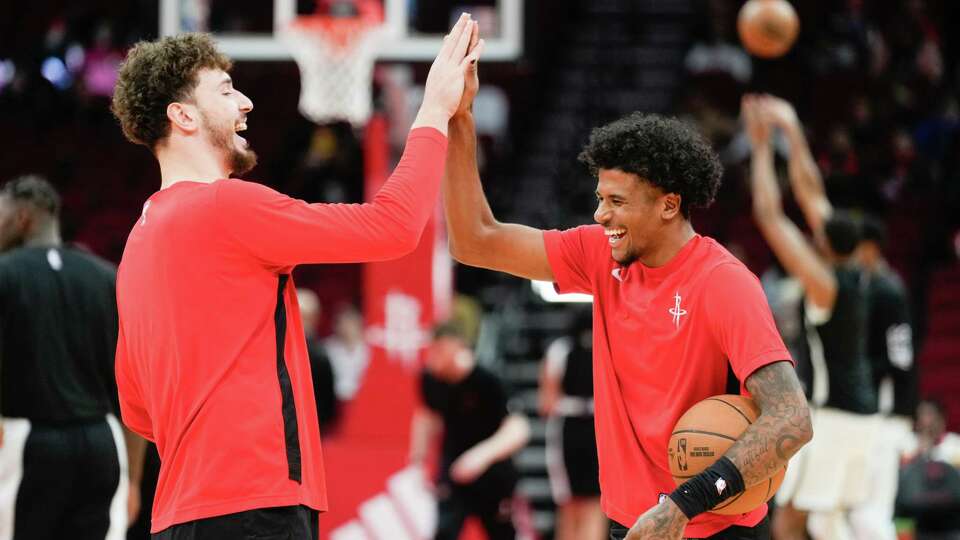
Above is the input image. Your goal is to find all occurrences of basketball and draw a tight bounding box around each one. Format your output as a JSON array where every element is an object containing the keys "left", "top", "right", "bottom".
[
  {"left": 668, "top": 395, "right": 786, "bottom": 515},
  {"left": 737, "top": 0, "right": 799, "bottom": 59}
]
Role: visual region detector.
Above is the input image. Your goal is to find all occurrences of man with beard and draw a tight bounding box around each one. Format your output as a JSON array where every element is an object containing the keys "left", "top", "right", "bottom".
[
  {"left": 442, "top": 56, "right": 812, "bottom": 539},
  {"left": 109, "top": 18, "right": 482, "bottom": 539},
  {"left": 0, "top": 175, "right": 146, "bottom": 539}
]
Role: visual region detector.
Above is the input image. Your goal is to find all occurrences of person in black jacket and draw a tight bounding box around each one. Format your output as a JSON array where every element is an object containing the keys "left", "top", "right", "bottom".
[
  {"left": 0, "top": 175, "right": 146, "bottom": 539},
  {"left": 409, "top": 323, "right": 530, "bottom": 540}
]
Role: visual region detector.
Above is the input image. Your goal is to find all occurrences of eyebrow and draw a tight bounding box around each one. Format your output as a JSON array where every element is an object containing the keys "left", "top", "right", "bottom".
[{"left": 218, "top": 75, "right": 233, "bottom": 87}]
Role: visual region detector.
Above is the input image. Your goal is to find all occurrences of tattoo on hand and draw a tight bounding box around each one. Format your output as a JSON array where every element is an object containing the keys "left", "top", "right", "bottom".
[{"left": 627, "top": 502, "right": 686, "bottom": 540}]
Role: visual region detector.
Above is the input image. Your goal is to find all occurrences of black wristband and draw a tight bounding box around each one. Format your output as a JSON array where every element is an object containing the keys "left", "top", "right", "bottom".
[{"left": 667, "top": 456, "right": 746, "bottom": 519}]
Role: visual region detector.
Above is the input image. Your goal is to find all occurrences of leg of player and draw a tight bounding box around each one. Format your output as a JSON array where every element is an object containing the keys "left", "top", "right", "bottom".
[
  {"left": 477, "top": 499, "right": 516, "bottom": 540},
  {"left": 554, "top": 503, "right": 575, "bottom": 540},
  {"left": 807, "top": 510, "right": 855, "bottom": 540},
  {"left": 772, "top": 503, "right": 809, "bottom": 540},
  {"left": 433, "top": 490, "right": 468, "bottom": 540},
  {"left": 574, "top": 497, "right": 608, "bottom": 540}
]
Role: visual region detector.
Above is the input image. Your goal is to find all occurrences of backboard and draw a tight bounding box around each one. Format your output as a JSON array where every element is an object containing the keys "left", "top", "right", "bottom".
[{"left": 159, "top": 0, "right": 522, "bottom": 61}]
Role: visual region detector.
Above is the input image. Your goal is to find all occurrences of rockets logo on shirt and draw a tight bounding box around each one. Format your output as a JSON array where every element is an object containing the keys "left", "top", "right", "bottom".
[{"left": 669, "top": 291, "right": 687, "bottom": 327}]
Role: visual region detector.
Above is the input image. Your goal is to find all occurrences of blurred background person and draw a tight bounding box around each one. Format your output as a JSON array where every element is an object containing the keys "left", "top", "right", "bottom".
[
  {"left": 324, "top": 305, "right": 370, "bottom": 402},
  {"left": 539, "top": 308, "right": 606, "bottom": 540},
  {"left": 903, "top": 398, "right": 960, "bottom": 471},
  {"left": 296, "top": 287, "right": 339, "bottom": 432},
  {"left": 859, "top": 215, "right": 917, "bottom": 425},
  {"left": 856, "top": 213, "right": 918, "bottom": 540},
  {"left": 409, "top": 322, "right": 530, "bottom": 540},
  {"left": 745, "top": 95, "right": 880, "bottom": 540},
  {"left": 0, "top": 175, "right": 146, "bottom": 539},
  {"left": 897, "top": 398, "right": 960, "bottom": 540}
]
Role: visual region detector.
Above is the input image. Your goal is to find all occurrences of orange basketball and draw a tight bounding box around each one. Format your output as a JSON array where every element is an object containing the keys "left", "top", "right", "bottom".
[
  {"left": 668, "top": 395, "right": 785, "bottom": 515},
  {"left": 737, "top": 0, "right": 799, "bottom": 59}
]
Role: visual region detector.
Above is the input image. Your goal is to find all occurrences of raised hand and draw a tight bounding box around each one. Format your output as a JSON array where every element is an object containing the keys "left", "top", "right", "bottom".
[
  {"left": 741, "top": 94, "right": 771, "bottom": 148},
  {"left": 455, "top": 20, "right": 483, "bottom": 117},
  {"left": 756, "top": 94, "right": 800, "bottom": 132},
  {"left": 414, "top": 14, "right": 485, "bottom": 131}
]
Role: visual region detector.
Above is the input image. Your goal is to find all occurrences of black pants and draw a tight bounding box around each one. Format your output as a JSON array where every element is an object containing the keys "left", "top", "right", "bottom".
[
  {"left": 3, "top": 418, "right": 122, "bottom": 540},
  {"left": 609, "top": 516, "right": 770, "bottom": 540},
  {"left": 153, "top": 505, "right": 318, "bottom": 540},
  {"left": 434, "top": 489, "right": 516, "bottom": 540}
]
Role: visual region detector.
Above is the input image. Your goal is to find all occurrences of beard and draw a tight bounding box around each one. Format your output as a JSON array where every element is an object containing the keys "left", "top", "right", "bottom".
[{"left": 200, "top": 110, "right": 258, "bottom": 177}]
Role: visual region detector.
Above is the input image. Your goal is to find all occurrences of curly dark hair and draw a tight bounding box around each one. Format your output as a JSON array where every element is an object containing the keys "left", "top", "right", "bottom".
[
  {"left": 577, "top": 113, "right": 723, "bottom": 218},
  {"left": 111, "top": 33, "right": 232, "bottom": 149}
]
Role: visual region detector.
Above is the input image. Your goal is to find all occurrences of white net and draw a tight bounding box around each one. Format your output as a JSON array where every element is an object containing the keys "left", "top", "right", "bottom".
[{"left": 282, "top": 17, "right": 384, "bottom": 127}]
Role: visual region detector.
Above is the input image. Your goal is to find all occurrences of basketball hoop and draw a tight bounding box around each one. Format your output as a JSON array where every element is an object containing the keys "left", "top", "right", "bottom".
[{"left": 282, "top": 6, "right": 384, "bottom": 127}]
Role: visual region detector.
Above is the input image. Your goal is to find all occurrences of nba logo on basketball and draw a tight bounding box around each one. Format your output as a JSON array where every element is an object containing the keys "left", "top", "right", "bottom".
[{"left": 675, "top": 438, "right": 688, "bottom": 471}]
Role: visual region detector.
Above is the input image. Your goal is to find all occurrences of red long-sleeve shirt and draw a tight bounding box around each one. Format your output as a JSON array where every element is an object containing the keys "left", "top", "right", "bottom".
[{"left": 115, "top": 127, "right": 446, "bottom": 533}]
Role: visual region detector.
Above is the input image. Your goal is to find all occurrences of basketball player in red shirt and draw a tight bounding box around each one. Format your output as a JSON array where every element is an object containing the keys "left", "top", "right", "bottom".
[
  {"left": 442, "top": 58, "right": 812, "bottom": 539},
  {"left": 109, "top": 17, "right": 483, "bottom": 539}
]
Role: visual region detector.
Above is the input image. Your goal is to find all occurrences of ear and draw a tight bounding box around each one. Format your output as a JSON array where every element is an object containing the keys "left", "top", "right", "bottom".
[
  {"left": 661, "top": 193, "right": 682, "bottom": 220},
  {"left": 167, "top": 102, "right": 200, "bottom": 134}
]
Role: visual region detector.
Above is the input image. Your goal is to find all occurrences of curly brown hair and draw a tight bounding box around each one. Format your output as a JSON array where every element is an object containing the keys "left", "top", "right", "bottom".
[{"left": 111, "top": 33, "right": 232, "bottom": 150}]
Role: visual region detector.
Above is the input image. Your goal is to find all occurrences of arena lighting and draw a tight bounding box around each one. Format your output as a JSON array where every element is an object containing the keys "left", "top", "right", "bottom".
[
  {"left": 0, "top": 59, "right": 15, "bottom": 91},
  {"left": 41, "top": 56, "right": 71, "bottom": 89},
  {"left": 531, "top": 280, "right": 592, "bottom": 303}
]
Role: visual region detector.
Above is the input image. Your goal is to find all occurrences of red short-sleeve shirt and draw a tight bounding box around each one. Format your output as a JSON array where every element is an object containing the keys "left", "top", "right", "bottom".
[{"left": 543, "top": 225, "right": 792, "bottom": 538}]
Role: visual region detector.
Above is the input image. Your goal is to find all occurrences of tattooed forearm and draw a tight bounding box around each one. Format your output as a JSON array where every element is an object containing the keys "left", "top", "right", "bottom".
[
  {"left": 723, "top": 361, "right": 812, "bottom": 487},
  {"left": 626, "top": 499, "right": 687, "bottom": 540},
  {"left": 776, "top": 434, "right": 800, "bottom": 460}
]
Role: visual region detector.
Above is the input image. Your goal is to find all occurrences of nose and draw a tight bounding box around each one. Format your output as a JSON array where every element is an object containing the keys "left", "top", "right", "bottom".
[
  {"left": 238, "top": 90, "right": 253, "bottom": 113},
  {"left": 594, "top": 201, "right": 610, "bottom": 225}
]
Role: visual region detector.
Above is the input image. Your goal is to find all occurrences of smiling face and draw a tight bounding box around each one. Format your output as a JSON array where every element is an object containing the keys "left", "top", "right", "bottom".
[
  {"left": 593, "top": 168, "right": 680, "bottom": 265},
  {"left": 191, "top": 68, "right": 257, "bottom": 175}
]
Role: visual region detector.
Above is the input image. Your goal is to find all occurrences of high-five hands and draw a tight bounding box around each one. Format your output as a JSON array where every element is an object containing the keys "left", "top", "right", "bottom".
[
  {"left": 414, "top": 13, "right": 486, "bottom": 132},
  {"left": 455, "top": 20, "right": 482, "bottom": 117}
]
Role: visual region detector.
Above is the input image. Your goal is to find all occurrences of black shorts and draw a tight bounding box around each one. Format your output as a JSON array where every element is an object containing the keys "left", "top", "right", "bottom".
[
  {"left": 434, "top": 485, "right": 516, "bottom": 540},
  {"left": 152, "top": 505, "right": 318, "bottom": 540},
  {"left": 0, "top": 416, "right": 125, "bottom": 540},
  {"left": 609, "top": 516, "right": 770, "bottom": 540},
  {"left": 547, "top": 415, "right": 601, "bottom": 503}
]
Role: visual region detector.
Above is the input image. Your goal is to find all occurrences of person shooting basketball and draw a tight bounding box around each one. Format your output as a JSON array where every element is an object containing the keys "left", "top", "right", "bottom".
[
  {"left": 743, "top": 94, "right": 885, "bottom": 540},
  {"left": 443, "top": 36, "right": 812, "bottom": 540},
  {"left": 109, "top": 15, "right": 483, "bottom": 540}
]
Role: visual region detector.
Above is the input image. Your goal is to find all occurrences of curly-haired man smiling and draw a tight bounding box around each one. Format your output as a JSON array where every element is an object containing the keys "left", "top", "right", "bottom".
[
  {"left": 110, "top": 17, "right": 483, "bottom": 540},
  {"left": 443, "top": 60, "right": 812, "bottom": 540}
]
